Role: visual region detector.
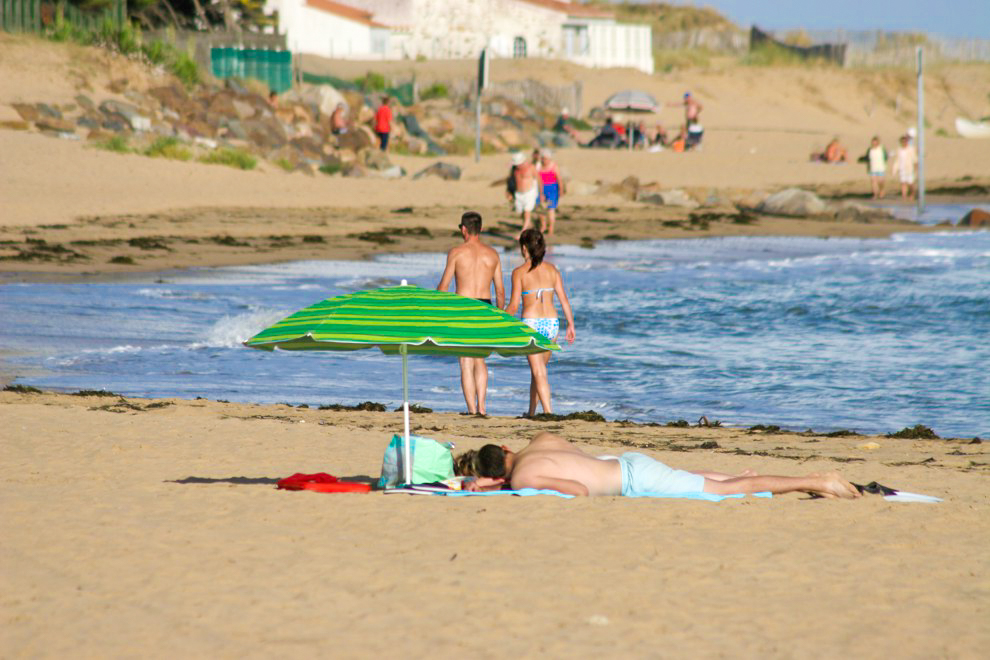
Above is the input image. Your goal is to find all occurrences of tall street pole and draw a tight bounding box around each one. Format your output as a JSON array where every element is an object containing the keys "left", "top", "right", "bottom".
[{"left": 917, "top": 46, "right": 925, "bottom": 213}]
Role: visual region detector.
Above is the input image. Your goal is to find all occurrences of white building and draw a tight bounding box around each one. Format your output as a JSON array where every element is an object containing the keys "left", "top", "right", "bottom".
[
  {"left": 264, "top": 0, "right": 390, "bottom": 59},
  {"left": 267, "top": 0, "right": 654, "bottom": 74}
]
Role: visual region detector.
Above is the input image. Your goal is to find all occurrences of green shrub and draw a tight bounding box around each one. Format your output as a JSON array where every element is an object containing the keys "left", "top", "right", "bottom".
[
  {"left": 199, "top": 148, "right": 257, "bottom": 170},
  {"left": 170, "top": 51, "right": 200, "bottom": 87},
  {"left": 142, "top": 40, "right": 168, "bottom": 66},
  {"left": 357, "top": 72, "right": 386, "bottom": 92},
  {"left": 274, "top": 158, "right": 295, "bottom": 172},
  {"left": 94, "top": 135, "right": 131, "bottom": 153},
  {"left": 420, "top": 83, "right": 448, "bottom": 101},
  {"left": 319, "top": 162, "right": 343, "bottom": 175},
  {"left": 144, "top": 136, "right": 191, "bottom": 161}
]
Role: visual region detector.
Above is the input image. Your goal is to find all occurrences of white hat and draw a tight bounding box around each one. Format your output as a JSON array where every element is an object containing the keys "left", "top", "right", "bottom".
[
  {"left": 561, "top": 107, "right": 569, "bottom": 115},
  {"left": 511, "top": 152, "right": 525, "bottom": 166},
  {"left": 906, "top": 127, "right": 917, "bottom": 138},
  {"left": 540, "top": 148, "right": 552, "bottom": 158}
]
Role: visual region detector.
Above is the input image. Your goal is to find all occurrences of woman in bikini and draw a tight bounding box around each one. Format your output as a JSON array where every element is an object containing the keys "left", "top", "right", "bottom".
[{"left": 505, "top": 229, "right": 576, "bottom": 417}]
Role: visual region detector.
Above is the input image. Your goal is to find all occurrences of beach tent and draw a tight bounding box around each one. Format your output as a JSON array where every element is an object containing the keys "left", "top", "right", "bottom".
[{"left": 244, "top": 282, "right": 558, "bottom": 485}]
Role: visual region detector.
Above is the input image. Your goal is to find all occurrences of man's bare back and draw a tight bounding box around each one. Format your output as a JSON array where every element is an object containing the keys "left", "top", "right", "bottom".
[
  {"left": 443, "top": 241, "right": 502, "bottom": 300},
  {"left": 511, "top": 434, "right": 621, "bottom": 496}
]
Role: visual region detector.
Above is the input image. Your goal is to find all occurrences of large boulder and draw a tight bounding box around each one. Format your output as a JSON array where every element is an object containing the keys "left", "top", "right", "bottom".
[
  {"left": 360, "top": 147, "right": 392, "bottom": 170},
  {"left": 833, "top": 201, "right": 893, "bottom": 223},
  {"left": 639, "top": 188, "right": 699, "bottom": 209},
  {"left": 757, "top": 188, "right": 828, "bottom": 217},
  {"left": 959, "top": 208, "right": 990, "bottom": 227},
  {"left": 99, "top": 99, "right": 151, "bottom": 132},
  {"left": 337, "top": 127, "right": 373, "bottom": 152},
  {"left": 412, "top": 162, "right": 462, "bottom": 181}
]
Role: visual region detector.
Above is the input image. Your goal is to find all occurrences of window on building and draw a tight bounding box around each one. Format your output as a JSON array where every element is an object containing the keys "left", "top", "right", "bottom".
[{"left": 513, "top": 36, "right": 527, "bottom": 58}]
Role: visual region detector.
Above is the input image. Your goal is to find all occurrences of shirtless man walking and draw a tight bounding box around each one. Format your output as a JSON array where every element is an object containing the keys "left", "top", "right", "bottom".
[
  {"left": 509, "top": 152, "right": 538, "bottom": 235},
  {"left": 456, "top": 432, "right": 861, "bottom": 499},
  {"left": 437, "top": 211, "right": 505, "bottom": 415}
]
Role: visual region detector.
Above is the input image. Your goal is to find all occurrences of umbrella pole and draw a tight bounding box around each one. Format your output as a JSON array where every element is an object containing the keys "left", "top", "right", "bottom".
[{"left": 401, "top": 344, "right": 412, "bottom": 485}]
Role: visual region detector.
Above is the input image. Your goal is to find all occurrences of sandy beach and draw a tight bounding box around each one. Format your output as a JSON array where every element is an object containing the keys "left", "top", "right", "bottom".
[
  {"left": 2, "top": 390, "right": 988, "bottom": 657},
  {"left": 2, "top": 31, "right": 990, "bottom": 658}
]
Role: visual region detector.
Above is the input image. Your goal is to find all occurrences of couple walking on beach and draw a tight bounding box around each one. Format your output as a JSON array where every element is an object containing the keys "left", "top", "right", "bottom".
[{"left": 437, "top": 211, "right": 575, "bottom": 417}]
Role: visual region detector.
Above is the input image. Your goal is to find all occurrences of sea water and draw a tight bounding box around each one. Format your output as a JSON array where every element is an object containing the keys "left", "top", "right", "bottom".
[{"left": 2, "top": 221, "right": 988, "bottom": 437}]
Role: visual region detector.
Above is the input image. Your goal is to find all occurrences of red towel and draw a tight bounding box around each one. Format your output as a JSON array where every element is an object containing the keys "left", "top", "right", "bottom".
[{"left": 276, "top": 472, "right": 338, "bottom": 491}]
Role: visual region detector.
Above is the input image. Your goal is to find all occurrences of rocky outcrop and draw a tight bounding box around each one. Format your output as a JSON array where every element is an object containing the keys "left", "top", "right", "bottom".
[{"left": 757, "top": 188, "right": 829, "bottom": 217}]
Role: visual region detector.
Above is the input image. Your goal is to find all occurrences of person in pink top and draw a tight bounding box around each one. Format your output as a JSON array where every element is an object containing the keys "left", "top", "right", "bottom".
[
  {"left": 537, "top": 149, "right": 563, "bottom": 235},
  {"left": 373, "top": 95, "right": 392, "bottom": 151}
]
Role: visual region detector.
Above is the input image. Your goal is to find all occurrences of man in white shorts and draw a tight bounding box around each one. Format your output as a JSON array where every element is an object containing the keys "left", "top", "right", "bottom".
[{"left": 509, "top": 152, "right": 538, "bottom": 234}]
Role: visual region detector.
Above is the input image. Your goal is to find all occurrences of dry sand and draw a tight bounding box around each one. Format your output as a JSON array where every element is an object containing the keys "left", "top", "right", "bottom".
[
  {"left": 2, "top": 35, "right": 989, "bottom": 657},
  {"left": 1, "top": 390, "right": 988, "bottom": 657}
]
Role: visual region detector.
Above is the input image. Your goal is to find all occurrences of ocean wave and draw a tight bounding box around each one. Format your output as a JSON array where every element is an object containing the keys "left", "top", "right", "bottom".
[{"left": 192, "top": 308, "right": 290, "bottom": 349}]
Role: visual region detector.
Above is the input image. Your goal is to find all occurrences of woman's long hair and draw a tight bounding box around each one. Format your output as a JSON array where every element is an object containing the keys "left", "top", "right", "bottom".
[{"left": 519, "top": 229, "right": 546, "bottom": 271}]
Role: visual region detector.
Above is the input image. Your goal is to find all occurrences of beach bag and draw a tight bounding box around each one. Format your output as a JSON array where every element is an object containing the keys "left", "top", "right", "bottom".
[{"left": 377, "top": 434, "right": 454, "bottom": 489}]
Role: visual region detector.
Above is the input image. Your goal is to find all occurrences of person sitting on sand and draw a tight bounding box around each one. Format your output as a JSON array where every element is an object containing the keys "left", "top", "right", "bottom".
[
  {"left": 455, "top": 432, "right": 862, "bottom": 499},
  {"left": 552, "top": 107, "right": 579, "bottom": 141},
  {"left": 812, "top": 138, "right": 848, "bottom": 164},
  {"left": 330, "top": 103, "right": 348, "bottom": 135}
]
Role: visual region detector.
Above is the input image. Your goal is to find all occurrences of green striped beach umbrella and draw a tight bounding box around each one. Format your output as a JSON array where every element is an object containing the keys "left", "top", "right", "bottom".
[{"left": 244, "top": 282, "right": 559, "bottom": 484}]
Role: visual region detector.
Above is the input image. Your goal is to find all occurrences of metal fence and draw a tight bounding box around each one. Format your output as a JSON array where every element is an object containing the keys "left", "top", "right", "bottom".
[
  {"left": 1, "top": 0, "right": 40, "bottom": 31},
  {"left": 2, "top": 0, "right": 125, "bottom": 33},
  {"left": 212, "top": 47, "right": 293, "bottom": 94}
]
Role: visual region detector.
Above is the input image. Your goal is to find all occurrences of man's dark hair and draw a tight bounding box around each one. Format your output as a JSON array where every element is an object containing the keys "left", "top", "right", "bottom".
[
  {"left": 460, "top": 211, "right": 483, "bottom": 236},
  {"left": 477, "top": 444, "right": 506, "bottom": 477}
]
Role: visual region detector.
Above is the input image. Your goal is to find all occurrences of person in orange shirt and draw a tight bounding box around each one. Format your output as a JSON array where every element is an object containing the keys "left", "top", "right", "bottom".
[{"left": 374, "top": 95, "right": 392, "bottom": 151}]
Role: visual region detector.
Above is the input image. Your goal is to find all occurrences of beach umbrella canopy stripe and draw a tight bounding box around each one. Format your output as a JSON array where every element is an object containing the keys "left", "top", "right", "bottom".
[
  {"left": 244, "top": 284, "right": 560, "bottom": 484},
  {"left": 246, "top": 286, "right": 557, "bottom": 356}
]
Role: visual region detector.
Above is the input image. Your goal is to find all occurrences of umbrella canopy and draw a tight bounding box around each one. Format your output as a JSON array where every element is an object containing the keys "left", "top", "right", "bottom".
[
  {"left": 604, "top": 89, "right": 659, "bottom": 113},
  {"left": 244, "top": 283, "right": 559, "bottom": 484}
]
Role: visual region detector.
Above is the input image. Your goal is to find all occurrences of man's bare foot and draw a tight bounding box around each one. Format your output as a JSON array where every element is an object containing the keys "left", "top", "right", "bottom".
[{"left": 813, "top": 472, "right": 861, "bottom": 499}]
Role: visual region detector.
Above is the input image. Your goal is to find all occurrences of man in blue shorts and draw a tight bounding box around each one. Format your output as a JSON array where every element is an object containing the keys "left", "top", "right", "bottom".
[{"left": 455, "top": 432, "right": 860, "bottom": 498}]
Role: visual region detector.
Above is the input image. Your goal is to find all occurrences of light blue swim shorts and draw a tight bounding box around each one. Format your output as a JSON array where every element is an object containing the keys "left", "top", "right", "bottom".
[{"left": 618, "top": 452, "right": 706, "bottom": 496}]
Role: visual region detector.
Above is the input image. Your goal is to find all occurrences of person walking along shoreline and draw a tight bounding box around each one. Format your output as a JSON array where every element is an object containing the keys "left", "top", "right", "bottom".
[
  {"left": 437, "top": 211, "right": 505, "bottom": 416},
  {"left": 505, "top": 229, "right": 575, "bottom": 417}
]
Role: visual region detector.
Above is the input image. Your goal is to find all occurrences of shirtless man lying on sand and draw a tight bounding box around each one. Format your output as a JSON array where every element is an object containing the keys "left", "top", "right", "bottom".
[{"left": 454, "top": 432, "right": 861, "bottom": 499}]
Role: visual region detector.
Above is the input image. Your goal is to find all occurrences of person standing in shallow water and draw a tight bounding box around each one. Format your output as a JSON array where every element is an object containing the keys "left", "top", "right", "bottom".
[
  {"left": 505, "top": 229, "right": 575, "bottom": 417},
  {"left": 437, "top": 211, "right": 505, "bottom": 416}
]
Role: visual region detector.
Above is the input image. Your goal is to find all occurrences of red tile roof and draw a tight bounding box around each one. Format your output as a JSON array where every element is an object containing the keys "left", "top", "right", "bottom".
[
  {"left": 305, "top": 0, "right": 386, "bottom": 27},
  {"left": 517, "top": 0, "right": 613, "bottom": 19}
]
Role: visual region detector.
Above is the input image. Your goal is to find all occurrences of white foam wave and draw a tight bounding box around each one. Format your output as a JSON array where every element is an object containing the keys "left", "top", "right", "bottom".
[
  {"left": 136, "top": 288, "right": 214, "bottom": 300},
  {"left": 193, "top": 308, "right": 290, "bottom": 348}
]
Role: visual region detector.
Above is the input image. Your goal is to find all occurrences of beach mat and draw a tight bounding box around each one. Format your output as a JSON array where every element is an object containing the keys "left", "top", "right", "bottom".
[{"left": 387, "top": 487, "right": 774, "bottom": 501}]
